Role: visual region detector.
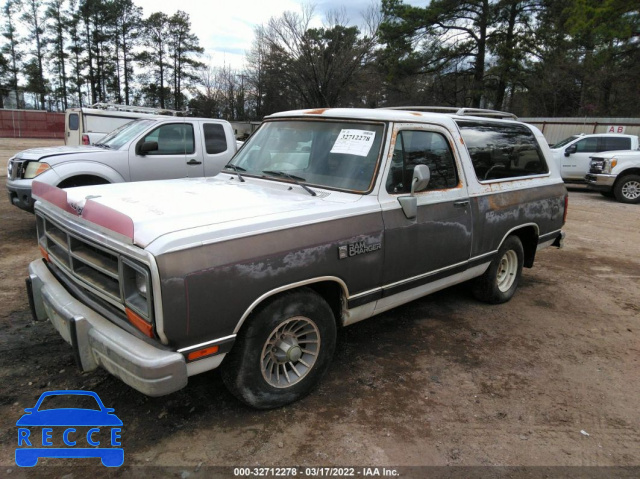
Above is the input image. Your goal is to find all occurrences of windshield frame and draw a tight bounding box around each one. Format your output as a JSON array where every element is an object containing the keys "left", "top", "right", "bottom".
[{"left": 227, "top": 118, "right": 387, "bottom": 195}]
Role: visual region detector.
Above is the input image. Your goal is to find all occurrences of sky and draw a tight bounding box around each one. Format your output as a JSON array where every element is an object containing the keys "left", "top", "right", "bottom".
[{"left": 134, "top": 0, "right": 428, "bottom": 70}]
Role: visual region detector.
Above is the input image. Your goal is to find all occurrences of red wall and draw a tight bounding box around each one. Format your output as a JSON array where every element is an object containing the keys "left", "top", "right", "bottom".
[{"left": 0, "top": 109, "right": 64, "bottom": 139}]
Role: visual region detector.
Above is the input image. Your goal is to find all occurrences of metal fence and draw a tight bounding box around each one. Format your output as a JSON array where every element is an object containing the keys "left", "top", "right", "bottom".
[
  {"left": 521, "top": 118, "right": 640, "bottom": 145},
  {"left": 0, "top": 109, "right": 65, "bottom": 139}
]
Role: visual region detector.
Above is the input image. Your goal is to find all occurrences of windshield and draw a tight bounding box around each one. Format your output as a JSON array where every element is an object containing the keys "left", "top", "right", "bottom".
[
  {"left": 228, "top": 120, "right": 385, "bottom": 193},
  {"left": 96, "top": 119, "right": 157, "bottom": 150},
  {"left": 551, "top": 135, "right": 580, "bottom": 149}
]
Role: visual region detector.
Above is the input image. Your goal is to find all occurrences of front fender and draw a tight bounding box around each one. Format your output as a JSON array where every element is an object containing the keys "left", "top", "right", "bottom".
[{"left": 52, "top": 161, "right": 127, "bottom": 185}]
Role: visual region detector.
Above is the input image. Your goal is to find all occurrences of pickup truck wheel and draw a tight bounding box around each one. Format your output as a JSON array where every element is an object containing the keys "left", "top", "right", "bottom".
[
  {"left": 614, "top": 175, "right": 640, "bottom": 204},
  {"left": 472, "top": 235, "right": 524, "bottom": 304},
  {"left": 221, "top": 289, "right": 337, "bottom": 409}
]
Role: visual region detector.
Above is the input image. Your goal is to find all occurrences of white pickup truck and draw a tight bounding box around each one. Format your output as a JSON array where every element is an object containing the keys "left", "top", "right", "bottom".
[
  {"left": 586, "top": 150, "right": 640, "bottom": 204},
  {"left": 7, "top": 116, "right": 238, "bottom": 212},
  {"left": 549, "top": 133, "right": 639, "bottom": 182}
]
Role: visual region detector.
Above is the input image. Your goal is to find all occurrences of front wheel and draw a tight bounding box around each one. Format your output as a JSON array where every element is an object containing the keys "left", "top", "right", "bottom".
[
  {"left": 221, "top": 288, "right": 337, "bottom": 409},
  {"left": 613, "top": 174, "right": 640, "bottom": 204},
  {"left": 473, "top": 235, "right": 524, "bottom": 304}
]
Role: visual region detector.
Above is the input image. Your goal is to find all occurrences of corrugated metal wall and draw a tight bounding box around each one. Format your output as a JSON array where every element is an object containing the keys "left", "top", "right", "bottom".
[
  {"left": 0, "top": 109, "right": 65, "bottom": 139},
  {"left": 521, "top": 118, "right": 640, "bottom": 145}
]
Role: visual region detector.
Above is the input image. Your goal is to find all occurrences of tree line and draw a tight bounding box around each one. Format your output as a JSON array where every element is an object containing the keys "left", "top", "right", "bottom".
[
  {"left": 0, "top": 0, "right": 203, "bottom": 111},
  {"left": 1, "top": 0, "right": 638, "bottom": 118}
]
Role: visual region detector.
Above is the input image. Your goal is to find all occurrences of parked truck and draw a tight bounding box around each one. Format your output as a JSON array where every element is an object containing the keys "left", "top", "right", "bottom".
[
  {"left": 548, "top": 133, "right": 639, "bottom": 182},
  {"left": 7, "top": 116, "right": 237, "bottom": 212},
  {"left": 26, "top": 107, "right": 566, "bottom": 408},
  {"left": 586, "top": 150, "right": 640, "bottom": 204},
  {"left": 64, "top": 103, "right": 186, "bottom": 146}
]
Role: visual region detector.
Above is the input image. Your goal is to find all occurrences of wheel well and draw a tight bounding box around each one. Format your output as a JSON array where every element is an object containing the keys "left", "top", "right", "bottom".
[
  {"left": 509, "top": 225, "right": 538, "bottom": 268},
  {"left": 57, "top": 175, "right": 109, "bottom": 188},
  {"left": 614, "top": 169, "right": 640, "bottom": 187},
  {"left": 306, "top": 281, "right": 344, "bottom": 325}
]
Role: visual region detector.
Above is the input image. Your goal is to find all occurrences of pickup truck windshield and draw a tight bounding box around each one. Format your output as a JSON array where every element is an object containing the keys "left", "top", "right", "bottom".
[
  {"left": 96, "top": 119, "right": 157, "bottom": 150},
  {"left": 229, "top": 120, "right": 384, "bottom": 193},
  {"left": 551, "top": 136, "right": 579, "bottom": 149}
]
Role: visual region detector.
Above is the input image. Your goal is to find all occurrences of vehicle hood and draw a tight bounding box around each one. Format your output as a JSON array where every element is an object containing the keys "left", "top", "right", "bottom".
[
  {"left": 590, "top": 149, "right": 640, "bottom": 158},
  {"left": 60, "top": 177, "right": 368, "bottom": 249},
  {"left": 14, "top": 146, "right": 112, "bottom": 163}
]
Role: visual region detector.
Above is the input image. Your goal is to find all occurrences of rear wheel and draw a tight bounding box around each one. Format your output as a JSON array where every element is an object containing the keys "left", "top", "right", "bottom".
[
  {"left": 221, "top": 288, "right": 337, "bottom": 409},
  {"left": 613, "top": 174, "right": 640, "bottom": 204},
  {"left": 473, "top": 235, "right": 524, "bottom": 304}
]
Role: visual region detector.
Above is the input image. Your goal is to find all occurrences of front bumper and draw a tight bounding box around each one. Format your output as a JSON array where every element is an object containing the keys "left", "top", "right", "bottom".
[
  {"left": 6, "top": 178, "right": 35, "bottom": 212},
  {"left": 27, "top": 259, "right": 188, "bottom": 397},
  {"left": 585, "top": 173, "right": 616, "bottom": 192}
]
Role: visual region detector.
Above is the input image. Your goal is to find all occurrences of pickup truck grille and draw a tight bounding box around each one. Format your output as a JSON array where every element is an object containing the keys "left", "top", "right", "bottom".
[
  {"left": 35, "top": 213, "right": 153, "bottom": 322},
  {"left": 7, "top": 159, "right": 25, "bottom": 180},
  {"left": 589, "top": 158, "right": 605, "bottom": 174}
]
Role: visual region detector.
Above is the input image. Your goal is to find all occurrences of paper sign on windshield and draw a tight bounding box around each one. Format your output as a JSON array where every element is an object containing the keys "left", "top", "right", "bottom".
[{"left": 330, "top": 130, "right": 376, "bottom": 157}]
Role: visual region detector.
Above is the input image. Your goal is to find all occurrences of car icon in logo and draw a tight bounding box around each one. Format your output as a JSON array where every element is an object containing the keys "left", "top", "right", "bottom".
[{"left": 16, "top": 390, "right": 123, "bottom": 467}]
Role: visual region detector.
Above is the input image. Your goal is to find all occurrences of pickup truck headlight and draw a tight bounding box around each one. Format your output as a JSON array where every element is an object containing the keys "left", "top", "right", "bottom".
[
  {"left": 603, "top": 158, "right": 617, "bottom": 174},
  {"left": 122, "top": 259, "right": 152, "bottom": 320},
  {"left": 24, "top": 162, "right": 51, "bottom": 179}
]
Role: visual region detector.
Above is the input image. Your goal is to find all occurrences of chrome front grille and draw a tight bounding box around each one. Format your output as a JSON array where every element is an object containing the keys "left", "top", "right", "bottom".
[{"left": 36, "top": 214, "right": 153, "bottom": 322}]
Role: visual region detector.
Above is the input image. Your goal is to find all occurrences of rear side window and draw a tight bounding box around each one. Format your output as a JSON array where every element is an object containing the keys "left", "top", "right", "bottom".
[
  {"left": 602, "top": 137, "right": 630, "bottom": 151},
  {"left": 68, "top": 113, "right": 79, "bottom": 131},
  {"left": 456, "top": 121, "right": 549, "bottom": 181},
  {"left": 203, "top": 123, "right": 227, "bottom": 154},
  {"left": 386, "top": 130, "right": 458, "bottom": 194}
]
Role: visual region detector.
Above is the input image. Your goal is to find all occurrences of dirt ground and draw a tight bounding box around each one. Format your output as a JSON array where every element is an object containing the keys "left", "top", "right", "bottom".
[{"left": 0, "top": 138, "right": 638, "bottom": 477}]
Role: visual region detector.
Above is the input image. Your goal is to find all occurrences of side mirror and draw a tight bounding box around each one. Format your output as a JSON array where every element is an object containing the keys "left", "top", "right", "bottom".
[
  {"left": 398, "top": 165, "right": 431, "bottom": 220},
  {"left": 564, "top": 144, "right": 577, "bottom": 157},
  {"left": 137, "top": 141, "right": 158, "bottom": 156},
  {"left": 411, "top": 164, "right": 431, "bottom": 194}
]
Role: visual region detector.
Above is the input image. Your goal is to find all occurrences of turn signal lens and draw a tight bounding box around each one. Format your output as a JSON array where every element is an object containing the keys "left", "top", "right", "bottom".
[
  {"left": 187, "top": 346, "right": 219, "bottom": 362},
  {"left": 39, "top": 245, "right": 50, "bottom": 262},
  {"left": 126, "top": 307, "right": 153, "bottom": 338}
]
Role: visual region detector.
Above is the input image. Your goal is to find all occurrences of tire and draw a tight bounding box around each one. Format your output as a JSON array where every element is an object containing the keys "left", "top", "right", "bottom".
[
  {"left": 599, "top": 191, "right": 614, "bottom": 198},
  {"left": 473, "top": 235, "right": 524, "bottom": 304},
  {"left": 613, "top": 174, "right": 640, "bottom": 204},
  {"left": 221, "top": 288, "right": 337, "bottom": 409}
]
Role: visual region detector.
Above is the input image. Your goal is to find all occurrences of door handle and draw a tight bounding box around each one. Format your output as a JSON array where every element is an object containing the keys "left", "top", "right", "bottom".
[
  {"left": 453, "top": 200, "right": 469, "bottom": 208},
  {"left": 187, "top": 159, "right": 202, "bottom": 165}
]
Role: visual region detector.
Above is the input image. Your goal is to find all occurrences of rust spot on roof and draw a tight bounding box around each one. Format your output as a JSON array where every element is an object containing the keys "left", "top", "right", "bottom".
[
  {"left": 410, "top": 112, "right": 422, "bottom": 116},
  {"left": 306, "top": 108, "right": 330, "bottom": 115}
]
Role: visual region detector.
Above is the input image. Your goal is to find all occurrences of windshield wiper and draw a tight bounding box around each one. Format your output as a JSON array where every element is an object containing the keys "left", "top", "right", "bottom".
[
  {"left": 94, "top": 143, "right": 111, "bottom": 149},
  {"left": 262, "top": 170, "right": 316, "bottom": 196},
  {"left": 224, "top": 164, "right": 245, "bottom": 182}
]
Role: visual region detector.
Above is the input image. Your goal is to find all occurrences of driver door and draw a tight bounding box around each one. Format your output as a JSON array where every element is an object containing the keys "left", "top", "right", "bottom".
[
  {"left": 129, "top": 121, "right": 204, "bottom": 181},
  {"left": 379, "top": 123, "right": 472, "bottom": 307}
]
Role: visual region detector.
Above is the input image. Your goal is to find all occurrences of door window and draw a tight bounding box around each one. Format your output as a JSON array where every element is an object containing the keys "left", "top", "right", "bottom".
[
  {"left": 68, "top": 113, "right": 79, "bottom": 131},
  {"left": 575, "top": 137, "right": 598, "bottom": 152},
  {"left": 386, "top": 130, "right": 458, "bottom": 194},
  {"left": 142, "top": 123, "right": 195, "bottom": 155}
]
